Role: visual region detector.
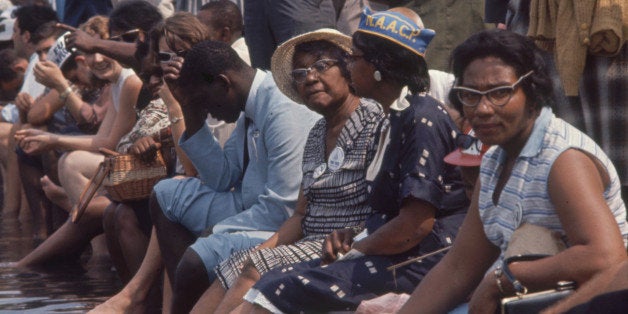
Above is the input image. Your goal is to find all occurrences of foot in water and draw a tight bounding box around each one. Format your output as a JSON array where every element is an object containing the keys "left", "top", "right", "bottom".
[
  {"left": 88, "top": 288, "right": 146, "bottom": 314},
  {"left": 40, "top": 176, "right": 73, "bottom": 212}
]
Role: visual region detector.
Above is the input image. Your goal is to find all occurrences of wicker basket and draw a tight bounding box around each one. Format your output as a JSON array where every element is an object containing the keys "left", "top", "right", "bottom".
[
  {"left": 101, "top": 148, "right": 167, "bottom": 202},
  {"left": 71, "top": 147, "right": 167, "bottom": 223}
]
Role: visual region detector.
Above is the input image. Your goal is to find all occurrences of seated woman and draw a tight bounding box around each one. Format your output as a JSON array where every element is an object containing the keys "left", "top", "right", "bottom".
[
  {"left": 13, "top": 15, "right": 145, "bottom": 268},
  {"left": 238, "top": 7, "right": 468, "bottom": 313},
  {"left": 192, "top": 28, "right": 386, "bottom": 313},
  {"left": 398, "top": 29, "right": 628, "bottom": 314},
  {"left": 22, "top": 31, "right": 112, "bottom": 212}
]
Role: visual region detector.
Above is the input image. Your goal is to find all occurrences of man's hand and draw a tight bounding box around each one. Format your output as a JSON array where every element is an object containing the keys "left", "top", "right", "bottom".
[
  {"left": 15, "top": 128, "right": 57, "bottom": 155},
  {"left": 15, "top": 92, "right": 34, "bottom": 113},
  {"left": 56, "top": 23, "right": 100, "bottom": 53},
  {"left": 129, "top": 136, "right": 162, "bottom": 163},
  {"left": 34, "top": 61, "right": 67, "bottom": 90},
  {"left": 321, "top": 228, "right": 355, "bottom": 265}
]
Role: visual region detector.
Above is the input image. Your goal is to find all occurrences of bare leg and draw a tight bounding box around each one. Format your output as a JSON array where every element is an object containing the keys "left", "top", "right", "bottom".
[
  {"left": 171, "top": 249, "right": 210, "bottom": 314},
  {"left": 163, "top": 270, "right": 173, "bottom": 314},
  {"left": 15, "top": 193, "right": 109, "bottom": 267},
  {"left": 89, "top": 227, "right": 163, "bottom": 313},
  {"left": 214, "top": 263, "right": 261, "bottom": 313},
  {"left": 235, "top": 302, "right": 273, "bottom": 314},
  {"left": 103, "top": 202, "right": 132, "bottom": 281},
  {"left": 18, "top": 149, "right": 53, "bottom": 241},
  {"left": 116, "top": 202, "right": 150, "bottom": 275},
  {"left": 57, "top": 150, "right": 103, "bottom": 205},
  {"left": 41, "top": 175, "right": 72, "bottom": 212},
  {"left": 89, "top": 234, "right": 110, "bottom": 264},
  {"left": 150, "top": 193, "right": 196, "bottom": 286},
  {"left": 0, "top": 122, "right": 23, "bottom": 217},
  {"left": 150, "top": 193, "right": 203, "bottom": 314},
  {"left": 191, "top": 281, "right": 226, "bottom": 314}
]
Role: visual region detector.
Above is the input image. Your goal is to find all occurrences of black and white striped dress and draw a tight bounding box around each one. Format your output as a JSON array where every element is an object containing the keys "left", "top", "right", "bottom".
[{"left": 215, "top": 99, "right": 385, "bottom": 289}]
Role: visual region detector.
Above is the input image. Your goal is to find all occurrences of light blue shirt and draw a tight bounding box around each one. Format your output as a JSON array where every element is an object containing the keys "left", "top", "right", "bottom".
[
  {"left": 179, "top": 69, "right": 320, "bottom": 234},
  {"left": 479, "top": 107, "right": 628, "bottom": 262}
]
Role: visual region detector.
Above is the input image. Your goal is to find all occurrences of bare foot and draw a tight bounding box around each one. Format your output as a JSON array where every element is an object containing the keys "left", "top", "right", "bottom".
[
  {"left": 88, "top": 289, "right": 146, "bottom": 314},
  {"left": 40, "top": 175, "right": 72, "bottom": 212}
]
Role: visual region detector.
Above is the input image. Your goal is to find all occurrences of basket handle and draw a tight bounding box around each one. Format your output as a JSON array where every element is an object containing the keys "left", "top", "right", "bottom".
[
  {"left": 99, "top": 147, "right": 120, "bottom": 157},
  {"left": 70, "top": 161, "right": 109, "bottom": 223}
]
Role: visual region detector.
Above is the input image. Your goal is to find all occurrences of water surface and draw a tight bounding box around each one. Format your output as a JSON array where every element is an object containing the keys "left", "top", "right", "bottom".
[{"left": 0, "top": 215, "right": 122, "bottom": 313}]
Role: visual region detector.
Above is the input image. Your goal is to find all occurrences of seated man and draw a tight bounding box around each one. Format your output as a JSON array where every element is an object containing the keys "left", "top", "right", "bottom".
[{"left": 151, "top": 40, "right": 319, "bottom": 313}]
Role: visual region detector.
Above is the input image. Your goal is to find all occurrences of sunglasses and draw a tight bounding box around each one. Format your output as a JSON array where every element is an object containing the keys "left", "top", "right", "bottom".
[
  {"left": 109, "top": 29, "right": 142, "bottom": 43},
  {"left": 452, "top": 71, "right": 534, "bottom": 108},
  {"left": 291, "top": 59, "right": 338, "bottom": 84},
  {"left": 157, "top": 50, "right": 186, "bottom": 63},
  {"left": 456, "top": 133, "right": 482, "bottom": 151}
]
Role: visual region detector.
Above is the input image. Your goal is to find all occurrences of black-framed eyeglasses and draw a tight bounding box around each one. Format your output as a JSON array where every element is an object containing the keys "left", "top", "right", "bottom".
[
  {"left": 291, "top": 58, "right": 338, "bottom": 84},
  {"left": 157, "top": 50, "right": 186, "bottom": 63},
  {"left": 109, "top": 28, "right": 142, "bottom": 43},
  {"left": 453, "top": 71, "right": 534, "bottom": 108}
]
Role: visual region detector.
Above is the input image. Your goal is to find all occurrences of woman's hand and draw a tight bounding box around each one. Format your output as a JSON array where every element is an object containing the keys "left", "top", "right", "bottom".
[
  {"left": 468, "top": 272, "right": 501, "bottom": 314},
  {"left": 321, "top": 228, "right": 355, "bottom": 265},
  {"left": 33, "top": 61, "right": 66, "bottom": 90},
  {"left": 129, "top": 136, "right": 161, "bottom": 163},
  {"left": 15, "top": 128, "right": 57, "bottom": 154},
  {"left": 161, "top": 56, "right": 184, "bottom": 82}
]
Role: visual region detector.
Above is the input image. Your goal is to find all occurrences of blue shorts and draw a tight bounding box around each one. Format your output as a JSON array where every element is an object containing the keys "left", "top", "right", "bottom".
[
  {"left": 191, "top": 230, "right": 273, "bottom": 281},
  {"left": 154, "top": 177, "right": 273, "bottom": 279},
  {"left": 154, "top": 177, "right": 242, "bottom": 235}
]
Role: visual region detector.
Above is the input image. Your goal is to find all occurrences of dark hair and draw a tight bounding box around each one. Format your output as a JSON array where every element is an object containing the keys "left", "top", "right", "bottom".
[
  {"left": 293, "top": 39, "right": 351, "bottom": 80},
  {"left": 29, "top": 20, "right": 62, "bottom": 44},
  {"left": 13, "top": 5, "right": 58, "bottom": 36},
  {"left": 0, "top": 48, "right": 21, "bottom": 82},
  {"left": 199, "top": 0, "right": 243, "bottom": 34},
  {"left": 352, "top": 31, "right": 430, "bottom": 94},
  {"left": 108, "top": 0, "right": 162, "bottom": 34},
  {"left": 449, "top": 29, "right": 554, "bottom": 113},
  {"left": 178, "top": 40, "right": 246, "bottom": 87}
]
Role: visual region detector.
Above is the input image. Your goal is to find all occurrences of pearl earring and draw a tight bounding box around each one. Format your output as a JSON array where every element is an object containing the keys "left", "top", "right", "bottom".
[{"left": 373, "top": 70, "right": 382, "bottom": 82}]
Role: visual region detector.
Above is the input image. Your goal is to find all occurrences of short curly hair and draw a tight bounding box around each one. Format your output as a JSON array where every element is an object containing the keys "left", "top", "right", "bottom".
[
  {"left": 449, "top": 29, "right": 555, "bottom": 114},
  {"left": 178, "top": 40, "right": 246, "bottom": 88},
  {"left": 352, "top": 31, "right": 430, "bottom": 95}
]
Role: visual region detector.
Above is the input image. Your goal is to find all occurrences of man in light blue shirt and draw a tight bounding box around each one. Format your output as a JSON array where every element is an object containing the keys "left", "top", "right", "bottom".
[{"left": 151, "top": 40, "right": 319, "bottom": 313}]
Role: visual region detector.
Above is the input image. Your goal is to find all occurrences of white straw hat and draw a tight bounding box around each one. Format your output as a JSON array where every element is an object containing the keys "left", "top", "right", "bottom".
[{"left": 271, "top": 28, "right": 352, "bottom": 104}]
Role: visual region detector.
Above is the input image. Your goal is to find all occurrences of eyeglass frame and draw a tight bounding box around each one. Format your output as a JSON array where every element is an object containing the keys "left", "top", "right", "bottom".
[
  {"left": 452, "top": 70, "right": 534, "bottom": 108},
  {"left": 291, "top": 58, "right": 338, "bottom": 84},
  {"left": 109, "top": 28, "right": 142, "bottom": 43}
]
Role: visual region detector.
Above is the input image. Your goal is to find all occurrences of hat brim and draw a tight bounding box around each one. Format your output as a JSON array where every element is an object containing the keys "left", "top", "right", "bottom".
[
  {"left": 271, "top": 28, "right": 352, "bottom": 104},
  {"left": 443, "top": 148, "right": 483, "bottom": 167}
]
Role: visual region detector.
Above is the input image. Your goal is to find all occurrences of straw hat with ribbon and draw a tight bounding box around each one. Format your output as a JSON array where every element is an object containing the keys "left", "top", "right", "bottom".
[{"left": 271, "top": 28, "right": 352, "bottom": 104}]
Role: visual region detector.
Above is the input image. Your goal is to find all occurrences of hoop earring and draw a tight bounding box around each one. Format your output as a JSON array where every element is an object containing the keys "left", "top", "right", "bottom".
[{"left": 373, "top": 70, "right": 382, "bottom": 82}]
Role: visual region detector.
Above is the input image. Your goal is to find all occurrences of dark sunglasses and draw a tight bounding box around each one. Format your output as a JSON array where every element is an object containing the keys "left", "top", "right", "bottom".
[
  {"left": 456, "top": 133, "right": 482, "bottom": 151},
  {"left": 157, "top": 50, "right": 186, "bottom": 63},
  {"left": 109, "top": 29, "right": 142, "bottom": 43}
]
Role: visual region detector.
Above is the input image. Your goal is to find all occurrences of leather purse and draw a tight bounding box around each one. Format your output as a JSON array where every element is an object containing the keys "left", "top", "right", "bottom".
[{"left": 500, "top": 255, "right": 576, "bottom": 314}]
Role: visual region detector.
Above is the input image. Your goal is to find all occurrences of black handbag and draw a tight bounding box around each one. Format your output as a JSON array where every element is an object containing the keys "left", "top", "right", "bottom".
[{"left": 500, "top": 255, "right": 576, "bottom": 314}]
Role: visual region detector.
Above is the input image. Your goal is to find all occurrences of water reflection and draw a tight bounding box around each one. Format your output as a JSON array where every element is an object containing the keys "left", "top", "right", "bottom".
[{"left": 0, "top": 215, "right": 122, "bottom": 312}]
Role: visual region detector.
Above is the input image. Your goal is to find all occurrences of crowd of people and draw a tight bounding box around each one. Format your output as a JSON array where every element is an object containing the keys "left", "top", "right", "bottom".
[{"left": 0, "top": 0, "right": 626, "bottom": 313}]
